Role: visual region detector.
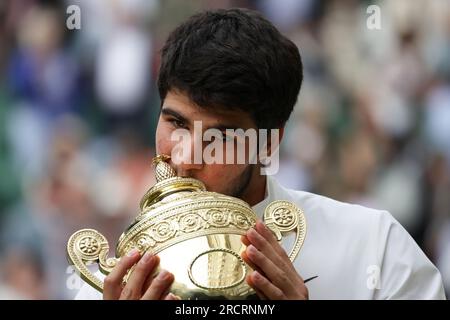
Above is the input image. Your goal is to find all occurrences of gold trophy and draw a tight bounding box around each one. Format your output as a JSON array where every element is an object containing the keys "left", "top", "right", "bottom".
[{"left": 67, "top": 155, "right": 306, "bottom": 299}]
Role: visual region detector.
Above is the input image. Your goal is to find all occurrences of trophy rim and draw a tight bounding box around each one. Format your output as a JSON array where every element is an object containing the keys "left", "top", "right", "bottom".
[{"left": 116, "top": 190, "right": 257, "bottom": 257}]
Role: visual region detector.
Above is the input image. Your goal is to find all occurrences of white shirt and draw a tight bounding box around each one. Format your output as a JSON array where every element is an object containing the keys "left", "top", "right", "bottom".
[{"left": 75, "top": 176, "right": 446, "bottom": 299}]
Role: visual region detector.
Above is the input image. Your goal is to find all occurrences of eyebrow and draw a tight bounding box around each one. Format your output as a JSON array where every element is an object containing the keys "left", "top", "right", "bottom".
[
  {"left": 161, "top": 107, "right": 190, "bottom": 126},
  {"left": 161, "top": 106, "right": 241, "bottom": 131}
]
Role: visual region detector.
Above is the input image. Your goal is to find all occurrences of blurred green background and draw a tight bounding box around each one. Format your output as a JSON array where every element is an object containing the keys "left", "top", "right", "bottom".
[{"left": 0, "top": 0, "right": 449, "bottom": 299}]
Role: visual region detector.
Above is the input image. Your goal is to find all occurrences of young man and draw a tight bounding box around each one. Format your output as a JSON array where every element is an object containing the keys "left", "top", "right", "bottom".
[{"left": 76, "top": 8, "right": 445, "bottom": 300}]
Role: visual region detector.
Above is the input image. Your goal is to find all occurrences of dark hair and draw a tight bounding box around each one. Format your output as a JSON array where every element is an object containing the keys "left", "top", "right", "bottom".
[{"left": 158, "top": 8, "right": 303, "bottom": 129}]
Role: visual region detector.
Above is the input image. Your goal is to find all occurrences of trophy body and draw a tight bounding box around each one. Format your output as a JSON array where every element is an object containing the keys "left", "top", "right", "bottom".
[{"left": 67, "top": 155, "right": 306, "bottom": 299}]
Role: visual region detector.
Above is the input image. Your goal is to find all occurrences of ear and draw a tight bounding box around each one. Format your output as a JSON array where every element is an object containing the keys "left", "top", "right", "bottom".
[
  {"left": 255, "top": 127, "right": 282, "bottom": 161},
  {"left": 257, "top": 126, "right": 283, "bottom": 176},
  {"left": 279, "top": 126, "right": 285, "bottom": 143},
  {"left": 265, "top": 126, "right": 284, "bottom": 158}
]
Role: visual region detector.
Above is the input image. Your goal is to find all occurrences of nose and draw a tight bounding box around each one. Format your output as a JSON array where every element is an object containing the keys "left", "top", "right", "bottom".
[
  {"left": 170, "top": 133, "right": 203, "bottom": 177},
  {"left": 175, "top": 160, "right": 203, "bottom": 177}
]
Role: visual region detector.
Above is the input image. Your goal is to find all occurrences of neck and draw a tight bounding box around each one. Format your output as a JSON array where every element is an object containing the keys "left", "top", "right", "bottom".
[{"left": 240, "top": 169, "right": 267, "bottom": 207}]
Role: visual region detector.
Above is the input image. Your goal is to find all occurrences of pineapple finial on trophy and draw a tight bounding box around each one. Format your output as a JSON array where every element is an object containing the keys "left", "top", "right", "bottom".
[{"left": 152, "top": 154, "right": 176, "bottom": 182}]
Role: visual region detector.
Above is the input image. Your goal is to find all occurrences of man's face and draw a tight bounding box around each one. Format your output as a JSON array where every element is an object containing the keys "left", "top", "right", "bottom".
[{"left": 155, "top": 90, "right": 259, "bottom": 198}]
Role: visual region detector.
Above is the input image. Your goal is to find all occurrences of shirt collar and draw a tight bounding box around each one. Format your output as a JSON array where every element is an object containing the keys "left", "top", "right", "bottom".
[{"left": 251, "top": 176, "right": 281, "bottom": 219}]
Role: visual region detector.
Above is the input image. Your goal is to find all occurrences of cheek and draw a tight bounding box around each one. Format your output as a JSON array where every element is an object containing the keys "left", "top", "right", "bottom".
[
  {"left": 200, "top": 163, "right": 246, "bottom": 192},
  {"left": 155, "top": 121, "right": 175, "bottom": 156}
]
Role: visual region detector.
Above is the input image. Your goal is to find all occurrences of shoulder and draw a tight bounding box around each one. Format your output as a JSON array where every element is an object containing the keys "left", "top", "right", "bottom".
[
  {"left": 279, "top": 181, "right": 394, "bottom": 236},
  {"left": 275, "top": 180, "right": 446, "bottom": 299},
  {"left": 269, "top": 177, "right": 396, "bottom": 260}
]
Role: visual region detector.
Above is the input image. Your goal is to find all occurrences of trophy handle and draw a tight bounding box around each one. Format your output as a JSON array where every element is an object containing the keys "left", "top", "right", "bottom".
[
  {"left": 67, "top": 229, "right": 119, "bottom": 293},
  {"left": 263, "top": 200, "right": 307, "bottom": 262}
]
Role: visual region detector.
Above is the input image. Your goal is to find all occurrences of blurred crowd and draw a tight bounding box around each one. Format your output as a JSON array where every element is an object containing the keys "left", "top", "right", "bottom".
[{"left": 0, "top": 0, "right": 449, "bottom": 299}]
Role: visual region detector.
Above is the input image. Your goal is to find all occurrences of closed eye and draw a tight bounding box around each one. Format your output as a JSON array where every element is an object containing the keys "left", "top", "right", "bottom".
[
  {"left": 169, "top": 118, "right": 187, "bottom": 129},
  {"left": 161, "top": 107, "right": 189, "bottom": 129}
]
